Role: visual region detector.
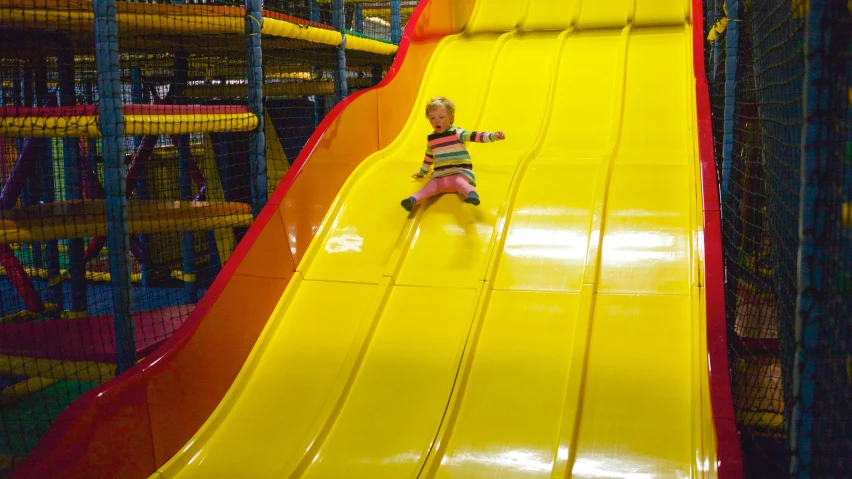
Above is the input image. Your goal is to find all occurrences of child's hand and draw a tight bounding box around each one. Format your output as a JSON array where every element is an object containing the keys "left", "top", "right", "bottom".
[
  {"left": 494, "top": 131, "right": 506, "bottom": 140},
  {"left": 411, "top": 172, "right": 425, "bottom": 179}
]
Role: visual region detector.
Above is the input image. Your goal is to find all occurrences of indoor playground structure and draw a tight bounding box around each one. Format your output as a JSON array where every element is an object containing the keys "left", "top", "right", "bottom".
[
  {"left": 0, "top": 0, "right": 404, "bottom": 474},
  {"left": 1, "top": 0, "right": 851, "bottom": 478}
]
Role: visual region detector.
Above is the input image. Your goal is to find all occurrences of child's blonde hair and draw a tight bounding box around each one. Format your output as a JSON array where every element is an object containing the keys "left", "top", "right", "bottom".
[{"left": 425, "top": 96, "right": 455, "bottom": 119}]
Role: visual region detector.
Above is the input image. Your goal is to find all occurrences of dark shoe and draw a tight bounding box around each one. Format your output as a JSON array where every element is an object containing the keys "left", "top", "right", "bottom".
[
  {"left": 401, "top": 197, "right": 416, "bottom": 211},
  {"left": 464, "top": 191, "right": 480, "bottom": 206}
]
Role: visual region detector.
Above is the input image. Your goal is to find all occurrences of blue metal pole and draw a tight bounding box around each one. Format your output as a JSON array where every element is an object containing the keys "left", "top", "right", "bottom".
[
  {"left": 94, "top": 0, "right": 135, "bottom": 373},
  {"left": 310, "top": 0, "right": 320, "bottom": 23},
  {"left": 390, "top": 0, "right": 401, "bottom": 45},
  {"left": 720, "top": 0, "right": 739, "bottom": 200},
  {"left": 332, "top": 0, "right": 349, "bottom": 100},
  {"left": 246, "top": 0, "right": 266, "bottom": 216},
  {"left": 35, "top": 61, "right": 63, "bottom": 312},
  {"left": 793, "top": 0, "right": 851, "bottom": 476},
  {"left": 355, "top": 3, "right": 363, "bottom": 33},
  {"left": 177, "top": 135, "right": 197, "bottom": 303},
  {"left": 21, "top": 67, "right": 43, "bottom": 270},
  {"left": 58, "top": 45, "right": 88, "bottom": 316}
]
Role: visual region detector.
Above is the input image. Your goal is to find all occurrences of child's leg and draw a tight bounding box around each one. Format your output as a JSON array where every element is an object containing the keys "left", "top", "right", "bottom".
[
  {"left": 402, "top": 176, "right": 453, "bottom": 211},
  {"left": 402, "top": 176, "right": 474, "bottom": 211},
  {"left": 451, "top": 174, "right": 480, "bottom": 205},
  {"left": 412, "top": 176, "right": 455, "bottom": 203},
  {"left": 451, "top": 174, "right": 475, "bottom": 197}
]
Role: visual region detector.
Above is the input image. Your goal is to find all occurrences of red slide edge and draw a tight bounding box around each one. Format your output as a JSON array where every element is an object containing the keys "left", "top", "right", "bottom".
[{"left": 690, "top": 0, "right": 744, "bottom": 477}]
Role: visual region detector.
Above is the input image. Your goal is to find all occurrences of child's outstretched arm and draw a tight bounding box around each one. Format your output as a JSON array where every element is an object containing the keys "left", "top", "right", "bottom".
[
  {"left": 412, "top": 145, "right": 434, "bottom": 179},
  {"left": 456, "top": 128, "right": 506, "bottom": 143}
]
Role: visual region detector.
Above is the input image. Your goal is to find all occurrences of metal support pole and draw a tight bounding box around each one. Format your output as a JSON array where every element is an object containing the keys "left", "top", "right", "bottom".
[
  {"left": 35, "top": 58, "right": 63, "bottom": 312},
  {"left": 94, "top": 0, "right": 135, "bottom": 373},
  {"left": 310, "top": 0, "right": 320, "bottom": 23},
  {"left": 720, "top": 0, "right": 739, "bottom": 200},
  {"left": 355, "top": 3, "right": 363, "bottom": 33},
  {"left": 246, "top": 0, "right": 266, "bottom": 216},
  {"left": 177, "top": 135, "right": 197, "bottom": 303},
  {"left": 21, "top": 67, "right": 43, "bottom": 269},
  {"left": 793, "top": 1, "right": 852, "bottom": 476},
  {"left": 390, "top": 0, "right": 401, "bottom": 45},
  {"left": 332, "top": 0, "right": 348, "bottom": 100},
  {"left": 58, "top": 44, "right": 88, "bottom": 316}
]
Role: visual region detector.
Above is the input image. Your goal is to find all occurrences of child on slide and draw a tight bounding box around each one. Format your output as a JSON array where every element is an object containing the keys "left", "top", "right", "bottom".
[{"left": 401, "top": 96, "right": 505, "bottom": 211}]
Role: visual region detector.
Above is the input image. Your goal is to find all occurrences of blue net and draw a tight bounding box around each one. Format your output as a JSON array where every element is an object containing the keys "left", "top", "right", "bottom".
[{"left": 705, "top": 0, "right": 852, "bottom": 476}]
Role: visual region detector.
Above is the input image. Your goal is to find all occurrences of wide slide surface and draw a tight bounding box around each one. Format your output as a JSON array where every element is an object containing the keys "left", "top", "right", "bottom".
[{"left": 154, "top": 0, "right": 724, "bottom": 478}]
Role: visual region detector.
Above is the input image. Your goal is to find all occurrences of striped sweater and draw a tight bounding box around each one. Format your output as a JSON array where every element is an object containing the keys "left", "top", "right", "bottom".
[{"left": 417, "top": 126, "right": 502, "bottom": 185}]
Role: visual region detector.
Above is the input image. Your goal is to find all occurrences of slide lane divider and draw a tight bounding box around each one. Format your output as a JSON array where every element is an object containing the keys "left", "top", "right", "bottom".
[
  {"left": 552, "top": 21, "right": 632, "bottom": 479},
  {"left": 418, "top": 24, "right": 574, "bottom": 477},
  {"left": 286, "top": 276, "right": 395, "bottom": 477},
  {"left": 276, "top": 21, "right": 513, "bottom": 479}
]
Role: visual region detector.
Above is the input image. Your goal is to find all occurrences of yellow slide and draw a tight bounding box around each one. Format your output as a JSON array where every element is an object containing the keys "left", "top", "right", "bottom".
[{"left": 153, "top": 1, "right": 721, "bottom": 477}]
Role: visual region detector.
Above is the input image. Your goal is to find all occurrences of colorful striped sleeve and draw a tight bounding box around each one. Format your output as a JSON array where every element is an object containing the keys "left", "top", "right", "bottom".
[
  {"left": 456, "top": 128, "right": 499, "bottom": 143},
  {"left": 418, "top": 144, "right": 434, "bottom": 174}
]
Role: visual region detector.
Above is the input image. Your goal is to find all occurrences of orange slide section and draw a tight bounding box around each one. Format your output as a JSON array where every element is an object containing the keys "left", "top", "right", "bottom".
[{"left": 12, "top": 1, "right": 475, "bottom": 477}]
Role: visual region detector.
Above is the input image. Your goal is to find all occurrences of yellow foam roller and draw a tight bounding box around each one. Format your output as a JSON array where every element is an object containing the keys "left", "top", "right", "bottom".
[{"left": 0, "top": 113, "right": 258, "bottom": 138}]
